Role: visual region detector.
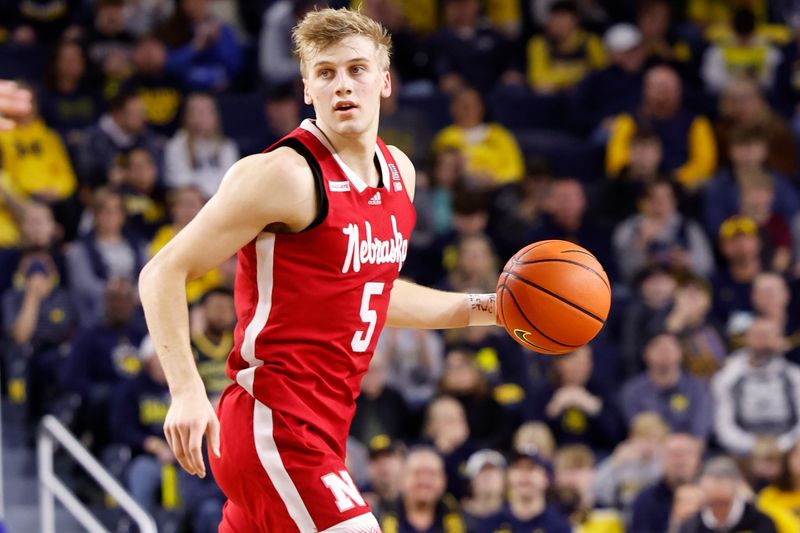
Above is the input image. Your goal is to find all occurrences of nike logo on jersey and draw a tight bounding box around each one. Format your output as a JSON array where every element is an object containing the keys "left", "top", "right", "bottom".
[
  {"left": 341, "top": 215, "right": 408, "bottom": 274},
  {"left": 367, "top": 191, "right": 382, "bottom": 205}
]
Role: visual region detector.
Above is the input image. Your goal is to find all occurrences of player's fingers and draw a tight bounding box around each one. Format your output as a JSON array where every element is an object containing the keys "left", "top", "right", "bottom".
[
  {"left": 207, "top": 413, "right": 221, "bottom": 458},
  {"left": 177, "top": 425, "right": 200, "bottom": 476},
  {"left": 188, "top": 423, "right": 206, "bottom": 478},
  {"left": 170, "top": 426, "right": 193, "bottom": 475}
]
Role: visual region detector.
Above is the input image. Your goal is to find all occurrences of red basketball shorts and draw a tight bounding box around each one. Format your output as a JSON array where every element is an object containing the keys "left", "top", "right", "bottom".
[{"left": 209, "top": 385, "right": 380, "bottom": 532}]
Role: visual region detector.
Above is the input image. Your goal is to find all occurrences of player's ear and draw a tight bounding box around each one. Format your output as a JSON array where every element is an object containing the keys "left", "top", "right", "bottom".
[
  {"left": 381, "top": 69, "right": 391, "bottom": 99},
  {"left": 302, "top": 79, "right": 312, "bottom": 106}
]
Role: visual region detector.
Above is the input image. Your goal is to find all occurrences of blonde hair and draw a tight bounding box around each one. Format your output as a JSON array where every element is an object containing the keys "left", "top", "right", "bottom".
[
  {"left": 292, "top": 8, "right": 392, "bottom": 76},
  {"left": 513, "top": 422, "right": 556, "bottom": 460},
  {"left": 630, "top": 412, "right": 670, "bottom": 440},
  {"left": 554, "top": 445, "right": 595, "bottom": 471}
]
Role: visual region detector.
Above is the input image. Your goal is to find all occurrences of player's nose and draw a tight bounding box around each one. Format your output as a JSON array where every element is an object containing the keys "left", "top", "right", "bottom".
[{"left": 334, "top": 71, "right": 353, "bottom": 95}]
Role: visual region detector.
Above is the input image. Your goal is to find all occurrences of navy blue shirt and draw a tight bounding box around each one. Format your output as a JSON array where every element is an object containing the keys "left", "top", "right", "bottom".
[
  {"left": 481, "top": 503, "right": 571, "bottom": 533},
  {"left": 110, "top": 371, "right": 170, "bottom": 454},
  {"left": 630, "top": 479, "right": 674, "bottom": 533}
]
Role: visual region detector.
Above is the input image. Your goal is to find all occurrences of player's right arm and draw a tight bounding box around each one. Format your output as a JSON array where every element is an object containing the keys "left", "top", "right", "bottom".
[{"left": 138, "top": 148, "right": 316, "bottom": 478}]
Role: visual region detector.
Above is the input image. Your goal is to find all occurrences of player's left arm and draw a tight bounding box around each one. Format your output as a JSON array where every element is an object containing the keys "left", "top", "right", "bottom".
[{"left": 385, "top": 146, "right": 498, "bottom": 329}]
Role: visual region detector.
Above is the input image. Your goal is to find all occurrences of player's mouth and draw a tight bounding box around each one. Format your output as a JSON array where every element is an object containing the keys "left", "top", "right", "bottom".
[{"left": 333, "top": 101, "right": 358, "bottom": 114}]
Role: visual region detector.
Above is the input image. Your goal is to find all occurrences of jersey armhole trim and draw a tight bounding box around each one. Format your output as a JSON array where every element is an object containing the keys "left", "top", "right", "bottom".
[{"left": 265, "top": 137, "right": 329, "bottom": 233}]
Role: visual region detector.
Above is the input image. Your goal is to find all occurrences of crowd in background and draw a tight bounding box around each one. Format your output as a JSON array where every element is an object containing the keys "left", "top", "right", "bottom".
[{"left": 4, "top": 0, "right": 800, "bottom": 531}]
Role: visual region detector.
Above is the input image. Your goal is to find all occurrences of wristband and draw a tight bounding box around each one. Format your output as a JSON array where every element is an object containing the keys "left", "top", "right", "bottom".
[{"left": 467, "top": 293, "right": 497, "bottom": 326}]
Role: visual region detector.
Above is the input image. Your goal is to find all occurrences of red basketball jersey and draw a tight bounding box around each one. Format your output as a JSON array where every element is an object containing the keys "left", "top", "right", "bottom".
[{"left": 226, "top": 119, "right": 416, "bottom": 457}]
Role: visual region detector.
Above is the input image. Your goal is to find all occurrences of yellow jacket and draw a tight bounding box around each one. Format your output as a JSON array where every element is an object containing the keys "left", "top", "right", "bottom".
[
  {"left": 757, "top": 486, "right": 800, "bottom": 533},
  {"left": 606, "top": 113, "right": 717, "bottom": 189},
  {"left": 432, "top": 123, "right": 525, "bottom": 184},
  {"left": 149, "top": 225, "right": 223, "bottom": 303},
  {"left": 0, "top": 119, "right": 77, "bottom": 200},
  {"left": 527, "top": 30, "right": 606, "bottom": 91}
]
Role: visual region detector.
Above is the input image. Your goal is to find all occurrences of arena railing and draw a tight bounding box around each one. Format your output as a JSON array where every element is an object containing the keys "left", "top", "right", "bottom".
[{"left": 37, "top": 415, "right": 157, "bottom": 533}]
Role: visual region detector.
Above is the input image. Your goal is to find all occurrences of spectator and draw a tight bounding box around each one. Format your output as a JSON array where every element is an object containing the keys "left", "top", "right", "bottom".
[
  {"left": 526, "top": 0, "right": 606, "bottom": 94},
  {"left": 67, "top": 188, "right": 146, "bottom": 325},
  {"left": 552, "top": 445, "right": 624, "bottom": 532},
  {"left": 156, "top": 0, "right": 244, "bottom": 92},
  {"left": 527, "top": 178, "right": 612, "bottom": 273},
  {"left": 350, "top": 352, "right": 412, "bottom": 445},
  {"left": 738, "top": 174, "right": 793, "bottom": 274},
  {"left": 748, "top": 273, "right": 800, "bottom": 364},
  {"left": 0, "top": 82, "right": 79, "bottom": 238},
  {"left": 442, "top": 234, "right": 499, "bottom": 293},
  {"left": 111, "top": 335, "right": 173, "bottom": 515},
  {"left": 422, "top": 396, "right": 478, "bottom": 499},
  {"left": 712, "top": 318, "right": 800, "bottom": 455},
  {"left": 523, "top": 345, "right": 622, "bottom": 451},
  {"left": 612, "top": 179, "right": 714, "bottom": 283},
  {"left": 191, "top": 287, "right": 234, "bottom": 397},
  {"left": 438, "top": 349, "right": 513, "bottom": 450},
  {"left": 377, "top": 446, "right": 466, "bottom": 533},
  {"left": 427, "top": 0, "right": 514, "bottom": 94},
  {"left": 164, "top": 92, "right": 239, "bottom": 198},
  {"left": 710, "top": 216, "right": 763, "bottom": 329},
  {"left": 664, "top": 276, "right": 727, "bottom": 380},
  {"left": 512, "top": 422, "right": 556, "bottom": 460},
  {"left": 431, "top": 87, "right": 524, "bottom": 186},
  {"left": 488, "top": 156, "right": 551, "bottom": 259},
  {"left": 462, "top": 449, "right": 506, "bottom": 530},
  {"left": 85, "top": 0, "right": 135, "bottom": 91},
  {"left": 758, "top": 441, "right": 800, "bottom": 528},
  {"left": 621, "top": 265, "right": 678, "bottom": 377},
  {"left": 263, "top": 83, "right": 302, "bottom": 149},
  {"left": 179, "top": 446, "right": 224, "bottom": 533},
  {"left": 701, "top": 8, "right": 781, "bottom": 94},
  {"left": 703, "top": 127, "right": 800, "bottom": 238},
  {"left": 620, "top": 333, "right": 713, "bottom": 440},
  {"left": 64, "top": 278, "right": 146, "bottom": 452},
  {"left": 594, "top": 412, "right": 669, "bottom": 511},
  {"left": 569, "top": 23, "right": 645, "bottom": 136},
  {"left": 597, "top": 128, "right": 662, "bottom": 226},
  {"left": 637, "top": 0, "right": 695, "bottom": 75},
  {"left": 125, "top": 34, "right": 186, "bottom": 137},
  {"left": 149, "top": 186, "right": 223, "bottom": 304},
  {"left": 606, "top": 65, "right": 717, "bottom": 191},
  {"left": 258, "top": 0, "right": 318, "bottom": 87},
  {"left": 715, "top": 77, "right": 796, "bottom": 178},
  {"left": 2, "top": 249, "right": 77, "bottom": 438},
  {"left": 362, "top": 435, "right": 404, "bottom": 517},
  {"left": 377, "top": 327, "right": 444, "bottom": 410},
  {"left": 482, "top": 446, "right": 571, "bottom": 533},
  {"left": 630, "top": 433, "right": 704, "bottom": 533},
  {"left": 78, "top": 90, "right": 161, "bottom": 189},
  {"left": 116, "top": 147, "right": 167, "bottom": 240},
  {"left": 678, "top": 456, "right": 778, "bottom": 533},
  {"left": 41, "top": 39, "right": 103, "bottom": 152},
  {"left": 378, "top": 71, "right": 433, "bottom": 166},
  {"left": 3, "top": 0, "right": 82, "bottom": 44},
  {"left": 746, "top": 436, "right": 784, "bottom": 492}
]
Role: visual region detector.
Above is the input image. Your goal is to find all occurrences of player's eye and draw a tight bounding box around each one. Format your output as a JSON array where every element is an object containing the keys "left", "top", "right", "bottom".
[
  {"left": 318, "top": 69, "right": 331, "bottom": 78},
  {"left": 350, "top": 66, "right": 365, "bottom": 74}
]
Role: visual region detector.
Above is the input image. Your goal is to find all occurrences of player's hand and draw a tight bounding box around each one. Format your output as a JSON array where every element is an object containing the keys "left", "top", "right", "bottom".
[
  {"left": 164, "top": 386, "right": 221, "bottom": 478},
  {"left": 0, "top": 80, "right": 33, "bottom": 131}
]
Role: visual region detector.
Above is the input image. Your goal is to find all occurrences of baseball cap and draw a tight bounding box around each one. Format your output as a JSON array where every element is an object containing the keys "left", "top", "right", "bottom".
[
  {"left": 368, "top": 434, "right": 401, "bottom": 459},
  {"left": 464, "top": 449, "right": 507, "bottom": 479},
  {"left": 510, "top": 445, "right": 553, "bottom": 477},
  {"left": 604, "top": 23, "right": 642, "bottom": 53},
  {"left": 719, "top": 215, "right": 758, "bottom": 240}
]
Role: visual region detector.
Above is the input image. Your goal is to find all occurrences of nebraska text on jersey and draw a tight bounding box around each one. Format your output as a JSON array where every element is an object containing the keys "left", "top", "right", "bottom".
[{"left": 341, "top": 215, "right": 409, "bottom": 274}]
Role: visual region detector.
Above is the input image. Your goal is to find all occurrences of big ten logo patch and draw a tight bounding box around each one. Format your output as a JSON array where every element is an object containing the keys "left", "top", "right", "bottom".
[
  {"left": 321, "top": 471, "right": 366, "bottom": 512},
  {"left": 387, "top": 163, "right": 403, "bottom": 192}
]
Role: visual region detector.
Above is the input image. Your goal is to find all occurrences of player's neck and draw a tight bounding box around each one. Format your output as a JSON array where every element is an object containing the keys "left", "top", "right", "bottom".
[{"left": 314, "top": 119, "right": 381, "bottom": 187}]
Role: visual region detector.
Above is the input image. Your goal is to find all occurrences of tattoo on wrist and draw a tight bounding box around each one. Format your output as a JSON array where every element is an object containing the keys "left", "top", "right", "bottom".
[{"left": 468, "top": 294, "right": 496, "bottom": 315}]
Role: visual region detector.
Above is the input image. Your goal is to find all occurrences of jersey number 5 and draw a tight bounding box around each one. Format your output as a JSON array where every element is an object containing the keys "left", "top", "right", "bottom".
[{"left": 351, "top": 282, "right": 384, "bottom": 352}]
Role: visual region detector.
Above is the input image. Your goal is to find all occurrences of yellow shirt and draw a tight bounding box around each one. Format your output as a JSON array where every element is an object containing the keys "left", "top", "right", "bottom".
[
  {"left": 149, "top": 225, "right": 223, "bottom": 303},
  {"left": 0, "top": 119, "right": 77, "bottom": 200},
  {"left": 758, "top": 486, "right": 800, "bottom": 533},
  {"left": 605, "top": 113, "right": 717, "bottom": 189},
  {"left": 577, "top": 509, "right": 625, "bottom": 533},
  {"left": 432, "top": 123, "right": 525, "bottom": 184},
  {"left": 351, "top": 0, "right": 438, "bottom": 34},
  {"left": 527, "top": 30, "right": 606, "bottom": 91},
  {"left": 0, "top": 171, "right": 23, "bottom": 247}
]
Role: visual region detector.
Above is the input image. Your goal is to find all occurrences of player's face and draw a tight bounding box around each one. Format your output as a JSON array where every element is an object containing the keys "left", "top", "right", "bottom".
[{"left": 303, "top": 36, "right": 391, "bottom": 138}]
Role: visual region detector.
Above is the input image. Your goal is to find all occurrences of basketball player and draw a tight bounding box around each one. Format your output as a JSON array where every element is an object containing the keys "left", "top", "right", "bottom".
[{"left": 138, "top": 8, "right": 498, "bottom": 532}]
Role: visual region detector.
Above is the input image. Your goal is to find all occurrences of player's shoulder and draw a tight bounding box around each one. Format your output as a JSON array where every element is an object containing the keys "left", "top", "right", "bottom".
[
  {"left": 386, "top": 145, "right": 416, "bottom": 200},
  {"left": 222, "top": 147, "right": 314, "bottom": 195}
]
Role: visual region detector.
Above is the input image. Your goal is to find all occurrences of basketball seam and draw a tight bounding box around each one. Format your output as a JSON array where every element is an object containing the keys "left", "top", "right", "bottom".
[
  {"left": 511, "top": 258, "right": 611, "bottom": 291},
  {"left": 498, "top": 283, "right": 583, "bottom": 349},
  {"left": 503, "top": 271, "right": 606, "bottom": 324},
  {"left": 560, "top": 249, "right": 594, "bottom": 257}
]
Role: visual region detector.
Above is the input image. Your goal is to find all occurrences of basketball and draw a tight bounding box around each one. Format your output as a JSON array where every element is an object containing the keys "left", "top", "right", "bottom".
[{"left": 497, "top": 240, "right": 611, "bottom": 354}]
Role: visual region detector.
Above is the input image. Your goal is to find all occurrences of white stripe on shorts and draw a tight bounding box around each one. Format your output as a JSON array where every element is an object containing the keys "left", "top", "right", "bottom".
[
  {"left": 253, "top": 400, "right": 317, "bottom": 532},
  {"left": 320, "top": 512, "right": 381, "bottom": 532}
]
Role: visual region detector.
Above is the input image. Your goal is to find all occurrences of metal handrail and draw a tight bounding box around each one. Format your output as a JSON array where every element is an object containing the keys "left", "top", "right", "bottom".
[{"left": 37, "top": 415, "right": 157, "bottom": 533}]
